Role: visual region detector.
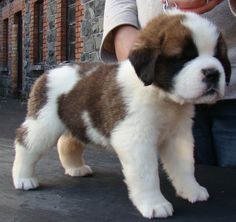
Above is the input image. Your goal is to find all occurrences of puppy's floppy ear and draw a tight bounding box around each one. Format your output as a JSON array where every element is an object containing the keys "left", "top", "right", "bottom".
[
  {"left": 128, "top": 47, "right": 158, "bottom": 86},
  {"left": 215, "top": 34, "right": 231, "bottom": 85}
]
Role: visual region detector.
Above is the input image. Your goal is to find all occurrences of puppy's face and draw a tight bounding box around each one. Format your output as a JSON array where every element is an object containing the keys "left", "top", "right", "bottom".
[{"left": 129, "top": 11, "right": 231, "bottom": 104}]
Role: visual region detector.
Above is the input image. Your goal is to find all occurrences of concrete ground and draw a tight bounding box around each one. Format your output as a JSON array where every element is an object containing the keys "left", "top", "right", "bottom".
[{"left": 0, "top": 97, "right": 236, "bottom": 222}]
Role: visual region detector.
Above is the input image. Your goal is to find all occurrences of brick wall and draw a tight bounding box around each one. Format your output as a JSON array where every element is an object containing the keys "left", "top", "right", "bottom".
[
  {"left": 11, "top": 23, "right": 18, "bottom": 95},
  {"left": 75, "top": 1, "right": 84, "bottom": 61},
  {"left": 0, "top": 0, "right": 106, "bottom": 97},
  {"left": 55, "top": 0, "right": 66, "bottom": 63}
]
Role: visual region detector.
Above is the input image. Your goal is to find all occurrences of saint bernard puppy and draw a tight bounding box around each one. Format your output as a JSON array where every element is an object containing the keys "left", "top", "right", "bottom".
[{"left": 12, "top": 9, "right": 231, "bottom": 219}]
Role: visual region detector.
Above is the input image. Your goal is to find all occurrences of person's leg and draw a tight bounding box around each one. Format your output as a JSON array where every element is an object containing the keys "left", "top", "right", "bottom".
[
  {"left": 193, "top": 104, "right": 217, "bottom": 165},
  {"left": 211, "top": 99, "right": 236, "bottom": 167}
]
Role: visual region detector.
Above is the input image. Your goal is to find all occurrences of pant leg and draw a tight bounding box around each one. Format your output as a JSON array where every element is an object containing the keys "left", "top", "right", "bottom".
[
  {"left": 193, "top": 104, "right": 217, "bottom": 165},
  {"left": 211, "top": 99, "right": 236, "bottom": 167}
]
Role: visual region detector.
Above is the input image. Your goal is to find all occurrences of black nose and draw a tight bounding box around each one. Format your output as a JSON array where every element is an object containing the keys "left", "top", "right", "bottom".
[{"left": 202, "top": 68, "right": 220, "bottom": 84}]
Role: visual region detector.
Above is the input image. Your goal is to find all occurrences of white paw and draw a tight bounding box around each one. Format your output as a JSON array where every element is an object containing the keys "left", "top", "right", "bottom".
[
  {"left": 13, "top": 177, "right": 39, "bottom": 190},
  {"left": 177, "top": 184, "right": 209, "bottom": 203},
  {"left": 138, "top": 200, "right": 174, "bottom": 219},
  {"left": 65, "top": 165, "right": 93, "bottom": 177}
]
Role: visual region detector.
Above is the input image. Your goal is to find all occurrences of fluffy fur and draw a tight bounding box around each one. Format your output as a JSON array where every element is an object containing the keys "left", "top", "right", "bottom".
[{"left": 12, "top": 10, "right": 231, "bottom": 219}]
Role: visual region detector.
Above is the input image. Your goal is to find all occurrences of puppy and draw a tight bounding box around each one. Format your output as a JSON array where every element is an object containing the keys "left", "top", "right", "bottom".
[{"left": 12, "top": 10, "right": 231, "bottom": 219}]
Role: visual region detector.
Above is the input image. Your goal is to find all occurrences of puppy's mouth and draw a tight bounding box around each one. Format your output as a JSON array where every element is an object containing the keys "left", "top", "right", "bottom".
[
  {"left": 193, "top": 87, "right": 220, "bottom": 103},
  {"left": 203, "top": 87, "right": 219, "bottom": 96}
]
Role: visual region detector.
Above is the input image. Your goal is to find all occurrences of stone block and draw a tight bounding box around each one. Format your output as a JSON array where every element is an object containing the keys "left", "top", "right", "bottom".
[
  {"left": 94, "top": 0, "right": 105, "bottom": 17},
  {"left": 98, "top": 17, "right": 104, "bottom": 33},
  {"left": 84, "top": 38, "right": 95, "bottom": 53},
  {"left": 94, "top": 34, "right": 102, "bottom": 51},
  {"left": 90, "top": 52, "right": 100, "bottom": 62},
  {"left": 80, "top": 53, "right": 90, "bottom": 62},
  {"left": 84, "top": 1, "right": 95, "bottom": 20},
  {"left": 81, "top": 20, "right": 91, "bottom": 37}
]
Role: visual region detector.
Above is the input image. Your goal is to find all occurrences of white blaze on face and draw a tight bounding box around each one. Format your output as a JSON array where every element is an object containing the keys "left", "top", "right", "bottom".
[{"left": 181, "top": 12, "right": 219, "bottom": 56}]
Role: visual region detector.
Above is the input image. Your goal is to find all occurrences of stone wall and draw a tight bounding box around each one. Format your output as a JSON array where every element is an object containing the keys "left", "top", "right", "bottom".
[
  {"left": 23, "top": 0, "right": 32, "bottom": 95},
  {"left": 0, "top": 0, "right": 106, "bottom": 97},
  {"left": 45, "top": 0, "right": 57, "bottom": 69},
  {"left": 80, "top": 0, "right": 105, "bottom": 62}
]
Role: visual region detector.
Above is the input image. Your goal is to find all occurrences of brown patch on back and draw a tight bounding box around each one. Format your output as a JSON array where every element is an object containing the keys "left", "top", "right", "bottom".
[
  {"left": 58, "top": 63, "right": 126, "bottom": 143},
  {"left": 27, "top": 74, "right": 47, "bottom": 118},
  {"left": 78, "top": 63, "right": 100, "bottom": 77}
]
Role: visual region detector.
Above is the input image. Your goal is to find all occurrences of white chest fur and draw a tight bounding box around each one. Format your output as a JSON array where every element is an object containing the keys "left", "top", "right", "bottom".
[{"left": 113, "top": 61, "right": 194, "bottom": 147}]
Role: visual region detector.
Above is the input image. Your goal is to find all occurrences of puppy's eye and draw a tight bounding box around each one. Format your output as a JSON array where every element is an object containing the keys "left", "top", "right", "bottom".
[
  {"left": 169, "top": 54, "right": 188, "bottom": 62},
  {"left": 182, "top": 51, "right": 197, "bottom": 61},
  {"left": 170, "top": 51, "right": 196, "bottom": 62},
  {"left": 175, "top": 54, "right": 183, "bottom": 60}
]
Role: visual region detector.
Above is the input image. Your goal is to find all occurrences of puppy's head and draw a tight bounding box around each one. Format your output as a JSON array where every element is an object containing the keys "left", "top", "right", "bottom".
[{"left": 128, "top": 10, "right": 231, "bottom": 104}]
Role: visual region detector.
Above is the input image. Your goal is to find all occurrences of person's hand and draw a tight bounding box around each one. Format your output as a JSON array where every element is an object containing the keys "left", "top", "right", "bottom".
[{"left": 169, "top": 0, "right": 223, "bottom": 14}]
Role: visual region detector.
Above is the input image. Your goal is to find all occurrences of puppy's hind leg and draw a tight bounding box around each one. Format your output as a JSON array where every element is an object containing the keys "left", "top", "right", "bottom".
[
  {"left": 12, "top": 114, "right": 65, "bottom": 190},
  {"left": 57, "top": 132, "right": 92, "bottom": 177}
]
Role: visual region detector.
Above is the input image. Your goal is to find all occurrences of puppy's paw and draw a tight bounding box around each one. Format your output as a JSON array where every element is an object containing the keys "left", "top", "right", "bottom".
[
  {"left": 177, "top": 184, "right": 209, "bottom": 203},
  {"left": 65, "top": 165, "right": 93, "bottom": 177},
  {"left": 13, "top": 177, "right": 39, "bottom": 190},
  {"left": 138, "top": 200, "right": 174, "bottom": 219}
]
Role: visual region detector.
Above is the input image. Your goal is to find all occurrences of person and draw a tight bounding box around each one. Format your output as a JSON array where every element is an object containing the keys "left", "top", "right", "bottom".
[{"left": 99, "top": 0, "right": 236, "bottom": 167}]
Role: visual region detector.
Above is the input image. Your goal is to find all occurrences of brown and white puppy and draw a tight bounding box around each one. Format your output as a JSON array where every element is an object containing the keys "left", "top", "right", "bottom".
[{"left": 12, "top": 10, "right": 231, "bottom": 219}]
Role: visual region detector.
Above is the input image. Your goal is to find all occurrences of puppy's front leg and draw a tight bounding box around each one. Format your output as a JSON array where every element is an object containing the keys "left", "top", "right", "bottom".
[
  {"left": 159, "top": 119, "right": 209, "bottom": 203},
  {"left": 112, "top": 138, "right": 173, "bottom": 219}
]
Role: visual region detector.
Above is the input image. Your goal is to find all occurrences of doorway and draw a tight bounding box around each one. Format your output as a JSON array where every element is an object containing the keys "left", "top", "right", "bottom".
[{"left": 15, "top": 11, "right": 23, "bottom": 97}]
